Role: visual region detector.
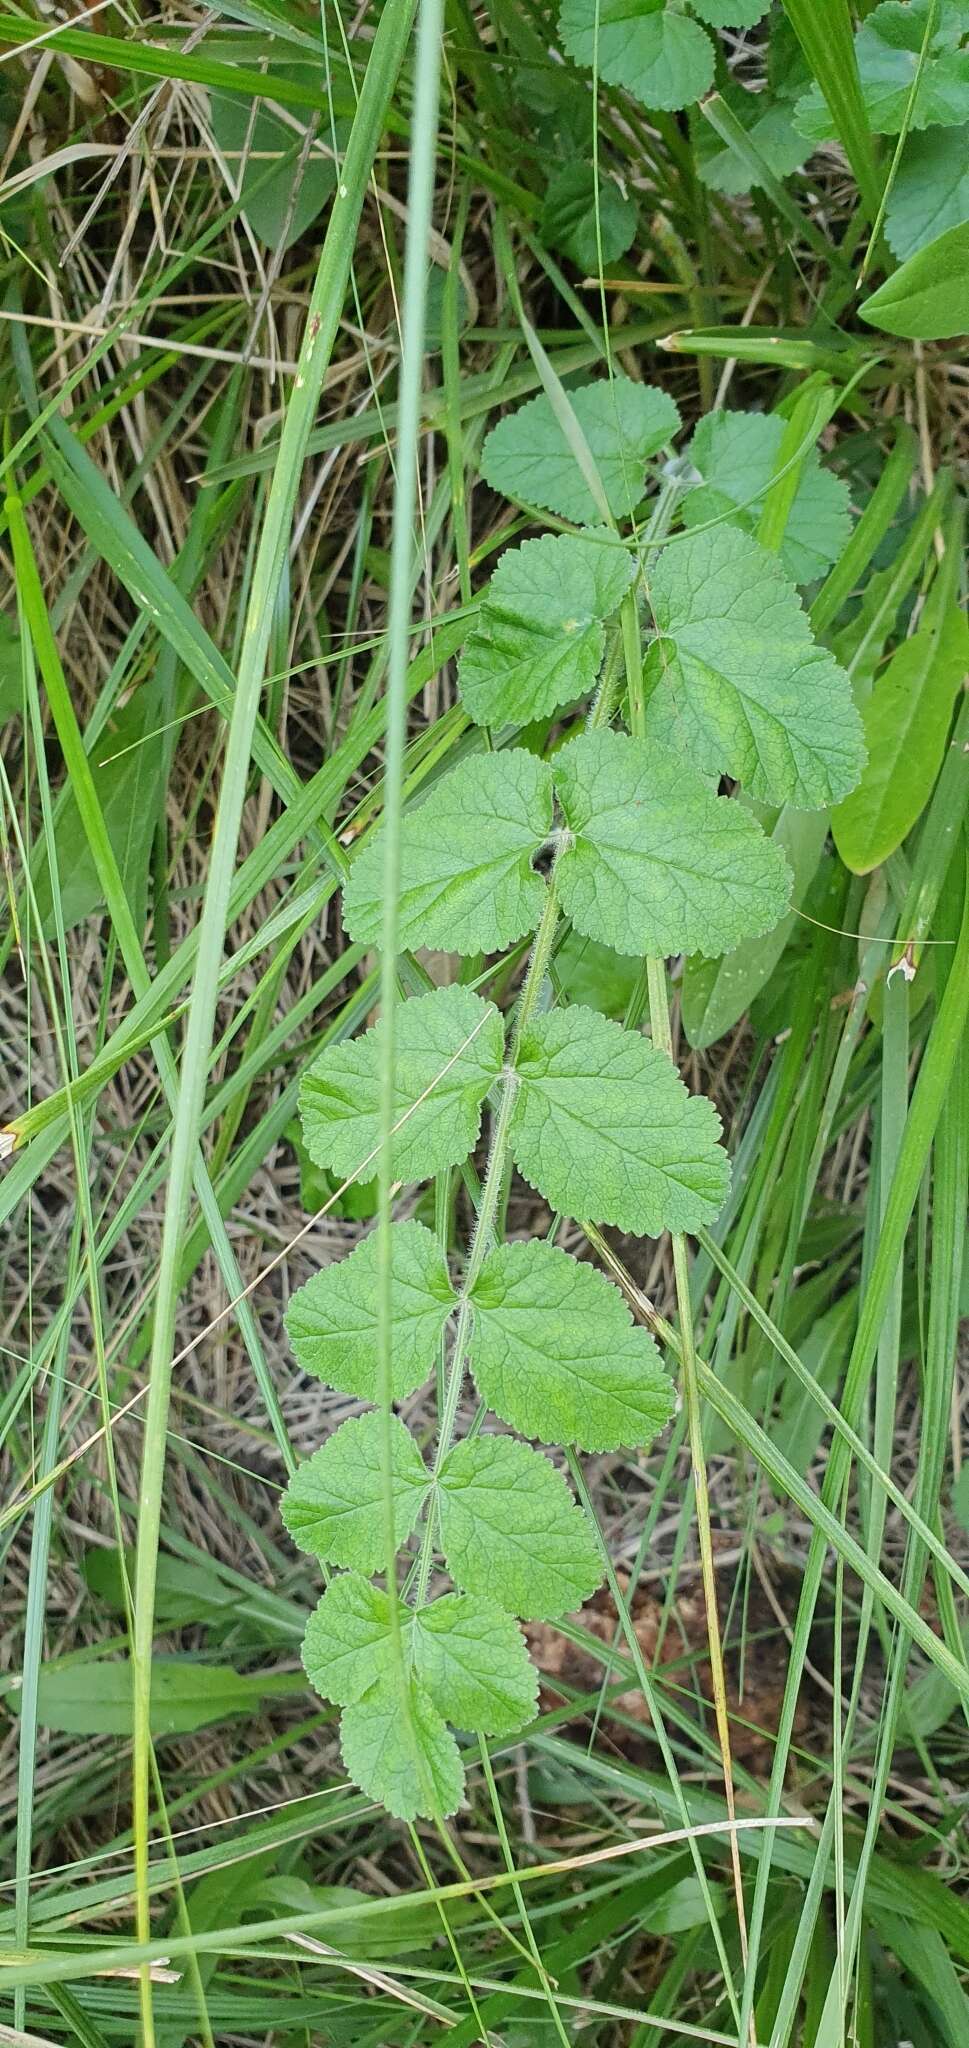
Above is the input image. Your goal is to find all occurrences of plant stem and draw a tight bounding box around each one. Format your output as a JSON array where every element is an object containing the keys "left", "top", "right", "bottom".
[
  {"left": 414, "top": 875, "right": 561, "bottom": 1601},
  {"left": 621, "top": 554, "right": 752, "bottom": 1973}
]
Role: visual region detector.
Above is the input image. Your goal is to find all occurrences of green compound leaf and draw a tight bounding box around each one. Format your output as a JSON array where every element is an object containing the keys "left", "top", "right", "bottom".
[
  {"left": 509, "top": 1004, "right": 730, "bottom": 1235},
  {"left": 302, "top": 1571, "right": 396, "bottom": 1706},
  {"left": 438, "top": 1435, "right": 602, "bottom": 1618},
  {"left": 285, "top": 1220, "right": 456, "bottom": 1403},
  {"left": 469, "top": 1238, "right": 675, "bottom": 1451},
  {"left": 282, "top": 1413, "right": 430, "bottom": 1571},
  {"left": 690, "top": 0, "right": 769, "bottom": 24},
  {"left": 885, "top": 126, "right": 969, "bottom": 260},
  {"left": 412, "top": 1595, "right": 538, "bottom": 1735},
  {"left": 299, "top": 985, "right": 504, "bottom": 1186},
  {"left": 555, "top": 728, "right": 792, "bottom": 958},
  {"left": 343, "top": 751, "right": 554, "bottom": 952},
  {"left": 832, "top": 606, "right": 969, "bottom": 873},
  {"left": 458, "top": 529, "right": 635, "bottom": 728},
  {"left": 860, "top": 218, "right": 969, "bottom": 338},
  {"left": 341, "top": 1673, "right": 465, "bottom": 1820},
  {"left": 303, "top": 1570, "right": 534, "bottom": 1754},
  {"left": 542, "top": 163, "right": 637, "bottom": 273},
  {"left": 796, "top": 0, "right": 969, "bottom": 138},
  {"left": 681, "top": 409, "right": 852, "bottom": 585},
  {"left": 558, "top": 0, "right": 715, "bottom": 114},
  {"left": 642, "top": 525, "right": 865, "bottom": 808},
  {"left": 480, "top": 374, "right": 681, "bottom": 524}
]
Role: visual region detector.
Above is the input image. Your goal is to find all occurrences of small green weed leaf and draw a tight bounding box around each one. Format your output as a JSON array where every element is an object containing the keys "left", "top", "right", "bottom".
[
  {"left": 542, "top": 163, "right": 637, "bottom": 272},
  {"left": 555, "top": 728, "right": 792, "bottom": 957},
  {"left": 343, "top": 751, "right": 553, "bottom": 952},
  {"left": 24, "top": 1659, "right": 294, "bottom": 1736},
  {"left": 0, "top": 611, "right": 21, "bottom": 721},
  {"left": 796, "top": 0, "right": 969, "bottom": 137},
  {"left": 693, "top": 81, "right": 808, "bottom": 197},
  {"left": 642, "top": 525, "right": 865, "bottom": 807},
  {"left": 412, "top": 1595, "right": 538, "bottom": 1734},
  {"left": 340, "top": 1673, "right": 465, "bottom": 1820},
  {"left": 860, "top": 218, "right": 969, "bottom": 337},
  {"left": 282, "top": 1413, "right": 430, "bottom": 1571},
  {"left": 470, "top": 1238, "right": 675, "bottom": 1450},
  {"left": 285, "top": 1220, "right": 455, "bottom": 1403},
  {"left": 509, "top": 1005, "right": 729, "bottom": 1234},
  {"left": 885, "top": 125, "right": 969, "bottom": 258},
  {"left": 299, "top": 986, "right": 504, "bottom": 1186},
  {"left": 458, "top": 529, "right": 634, "bottom": 727},
  {"left": 302, "top": 1572, "right": 395, "bottom": 1705},
  {"left": 209, "top": 68, "right": 346, "bottom": 250},
  {"left": 480, "top": 374, "right": 680, "bottom": 524},
  {"left": 682, "top": 409, "right": 852, "bottom": 585},
  {"left": 690, "top": 0, "right": 769, "bottom": 24},
  {"left": 438, "top": 1436, "right": 602, "bottom": 1618},
  {"left": 832, "top": 607, "right": 969, "bottom": 872},
  {"left": 558, "top": 0, "right": 715, "bottom": 114},
  {"left": 682, "top": 806, "right": 828, "bottom": 1049}
]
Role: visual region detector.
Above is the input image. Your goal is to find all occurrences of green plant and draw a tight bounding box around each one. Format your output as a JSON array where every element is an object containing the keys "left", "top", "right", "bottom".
[
  {"left": 4, "top": 0, "right": 969, "bottom": 2039},
  {"left": 281, "top": 374, "right": 865, "bottom": 1818}
]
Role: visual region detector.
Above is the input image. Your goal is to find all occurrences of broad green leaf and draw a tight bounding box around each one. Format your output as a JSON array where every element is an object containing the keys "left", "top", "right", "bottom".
[
  {"left": 285, "top": 1220, "right": 455, "bottom": 1402},
  {"left": 209, "top": 66, "right": 346, "bottom": 249},
  {"left": 553, "top": 931, "right": 641, "bottom": 1017},
  {"left": 480, "top": 374, "right": 680, "bottom": 524},
  {"left": 343, "top": 750, "right": 553, "bottom": 952},
  {"left": 34, "top": 679, "right": 169, "bottom": 936},
  {"left": 693, "top": 81, "right": 808, "bottom": 197},
  {"left": 299, "top": 986, "right": 505, "bottom": 1185},
  {"left": 690, "top": 0, "right": 769, "bottom": 23},
  {"left": 885, "top": 125, "right": 969, "bottom": 259},
  {"left": 509, "top": 1005, "right": 730, "bottom": 1235},
  {"left": 642, "top": 525, "right": 865, "bottom": 807},
  {"left": 554, "top": 728, "right": 792, "bottom": 958},
  {"left": 340, "top": 1673, "right": 465, "bottom": 1819},
  {"left": 281, "top": 1413, "right": 430, "bottom": 1571},
  {"left": 681, "top": 806, "right": 828, "bottom": 1048},
  {"left": 470, "top": 1238, "right": 675, "bottom": 1450},
  {"left": 681, "top": 409, "right": 852, "bottom": 584},
  {"left": 24, "top": 1659, "right": 296, "bottom": 1735},
  {"left": 412, "top": 1595, "right": 538, "bottom": 1734},
  {"left": 558, "top": 0, "right": 715, "bottom": 114},
  {"left": 542, "top": 163, "right": 637, "bottom": 272},
  {"left": 831, "top": 607, "right": 969, "bottom": 872},
  {"left": 860, "top": 218, "right": 969, "bottom": 337},
  {"left": 796, "top": 0, "right": 969, "bottom": 136},
  {"left": 458, "top": 529, "right": 635, "bottom": 727},
  {"left": 302, "top": 1571, "right": 396, "bottom": 1705},
  {"left": 438, "top": 1436, "right": 602, "bottom": 1618}
]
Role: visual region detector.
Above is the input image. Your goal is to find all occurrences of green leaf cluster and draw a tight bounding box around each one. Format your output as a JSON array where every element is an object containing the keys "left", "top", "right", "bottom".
[
  {"left": 557, "top": 0, "right": 770, "bottom": 116},
  {"left": 283, "top": 370, "right": 869, "bottom": 1821},
  {"left": 792, "top": 1, "right": 969, "bottom": 261},
  {"left": 343, "top": 728, "right": 792, "bottom": 958}
]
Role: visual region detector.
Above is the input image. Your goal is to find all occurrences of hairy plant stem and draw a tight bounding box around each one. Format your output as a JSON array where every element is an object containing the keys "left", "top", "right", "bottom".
[
  {"left": 621, "top": 574, "right": 751, "bottom": 1976},
  {"left": 413, "top": 877, "right": 561, "bottom": 1603}
]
